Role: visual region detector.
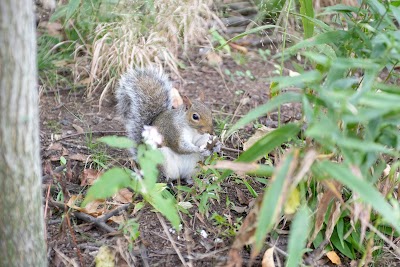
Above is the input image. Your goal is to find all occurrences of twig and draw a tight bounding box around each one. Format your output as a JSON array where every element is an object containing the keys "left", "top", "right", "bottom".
[
  {"left": 53, "top": 247, "right": 79, "bottom": 267},
  {"left": 65, "top": 213, "right": 85, "bottom": 267},
  {"left": 188, "top": 247, "right": 229, "bottom": 260},
  {"left": 44, "top": 85, "right": 86, "bottom": 94},
  {"left": 56, "top": 130, "right": 126, "bottom": 141},
  {"left": 368, "top": 222, "right": 400, "bottom": 257},
  {"left": 49, "top": 200, "right": 132, "bottom": 233},
  {"left": 156, "top": 213, "right": 189, "bottom": 267},
  {"left": 72, "top": 211, "right": 116, "bottom": 233},
  {"left": 59, "top": 140, "right": 90, "bottom": 150},
  {"left": 44, "top": 184, "right": 52, "bottom": 240},
  {"left": 221, "top": 146, "right": 242, "bottom": 153},
  {"left": 99, "top": 203, "right": 132, "bottom": 221}
]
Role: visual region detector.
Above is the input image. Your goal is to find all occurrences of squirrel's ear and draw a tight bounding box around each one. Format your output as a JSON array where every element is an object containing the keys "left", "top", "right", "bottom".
[
  {"left": 182, "top": 95, "right": 192, "bottom": 110},
  {"left": 199, "top": 91, "right": 205, "bottom": 102}
]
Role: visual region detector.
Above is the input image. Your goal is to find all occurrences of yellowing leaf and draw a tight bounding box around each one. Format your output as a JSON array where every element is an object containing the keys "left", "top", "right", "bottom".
[
  {"left": 326, "top": 251, "right": 341, "bottom": 265},
  {"left": 243, "top": 126, "right": 274, "bottom": 151},
  {"left": 284, "top": 187, "right": 300, "bottom": 215},
  {"left": 262, "top": 247, "right": 275, "bottom": 267},
  {"left": 113, "top": 188, "right": 133, "bottom": 204}
]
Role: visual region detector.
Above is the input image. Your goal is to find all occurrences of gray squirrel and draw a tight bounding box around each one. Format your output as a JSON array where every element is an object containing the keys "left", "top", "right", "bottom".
[{"left": 116, "top": 67, "right": 216, "bottom": 182}]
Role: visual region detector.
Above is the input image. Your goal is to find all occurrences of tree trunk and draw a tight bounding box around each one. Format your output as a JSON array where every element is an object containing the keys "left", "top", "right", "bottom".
[{"left": 0, "top": 0, "right": 47, "bottom": 266}]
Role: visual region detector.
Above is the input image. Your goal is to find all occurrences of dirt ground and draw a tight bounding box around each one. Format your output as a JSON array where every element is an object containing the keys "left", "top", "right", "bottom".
[{"left": 40, "top": 43, "right": 307, "bottom": 267}]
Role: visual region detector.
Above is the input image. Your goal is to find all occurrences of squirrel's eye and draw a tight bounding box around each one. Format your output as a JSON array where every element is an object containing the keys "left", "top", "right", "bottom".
[{"left": 192, "top": 113, "right": 200, "bottom": 121}]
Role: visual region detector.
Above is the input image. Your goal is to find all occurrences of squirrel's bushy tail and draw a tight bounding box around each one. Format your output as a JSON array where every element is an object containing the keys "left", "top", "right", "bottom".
[{"left": 116, "top": 68, "right": 172, "bottom": 149}]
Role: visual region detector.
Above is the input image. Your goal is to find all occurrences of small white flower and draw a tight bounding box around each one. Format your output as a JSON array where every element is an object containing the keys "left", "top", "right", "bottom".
[{"left": 142, "top": 125, "right": 163, "bottom": 149}]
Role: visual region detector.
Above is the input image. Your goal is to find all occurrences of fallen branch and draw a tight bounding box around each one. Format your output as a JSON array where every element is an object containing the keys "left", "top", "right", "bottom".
[{"left": 49, "top": 200, "right": 132, "bottom": 233}]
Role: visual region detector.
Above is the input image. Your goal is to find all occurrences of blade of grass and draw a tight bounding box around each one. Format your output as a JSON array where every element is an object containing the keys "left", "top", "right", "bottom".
[
  {"left": 227, "top": 92, "right": 301, "bottom": 136},
  {"left": 286, "top": 205, "right": 311, "bottom": 267},
  {"left": 254, "top": 151, "right": 298, "bottom": 252},
  {"left": 299, "top": 0, "right": 314, "bottom": 38}
]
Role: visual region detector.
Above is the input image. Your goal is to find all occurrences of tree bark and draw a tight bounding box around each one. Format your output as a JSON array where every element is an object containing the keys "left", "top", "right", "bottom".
[{"left": 0, "top": 0, "right": 47, "bottom": 266}]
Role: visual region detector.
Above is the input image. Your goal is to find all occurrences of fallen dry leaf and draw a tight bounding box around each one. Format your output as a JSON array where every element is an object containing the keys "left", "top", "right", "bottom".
[
  {"left": 113, "top": 189, "right": 133, "bottom": 204},
  {"left": 66, "top": 195, "right": 83, "bottom": 211},
  {"left": 83, "top": 200, "right": 106, "bottom": 216},
  {"left": 326, "top": 251, "right": 341, "bottom": 265},
  {"left": 206, "top": 51, "right": 223, "bottom": 66},
  {"left": 235, "top": 187, "right": 249, "bottom": 205},
  {"left": 109, "top": 215, "right": 125, "bottom": 224},
  {"left": 66, "top": 195, "right": 106, "bottom": 217},
  {"left": 262, "top": 247, "right": 275, "bottom": 267},
  {"left": 47, "top": 142, "right": 63, "bottom": 151},
  {"left": 72, "top": 123, "right": 85, "bottom": 134},
  {"left": 231, "top": 204, "right": 247, "bottom": 214},
  {"left": 229, "top": 43, "right": 248, "bottom": 54},
  {"left": 243, "top": 126, "right": 274, "bottom": 151},
  {"left": 81, "top": 168, "right": 102, "bottom": 186},
  {"left": 70, "top": 153, "right": 91, "bottom": 163}
]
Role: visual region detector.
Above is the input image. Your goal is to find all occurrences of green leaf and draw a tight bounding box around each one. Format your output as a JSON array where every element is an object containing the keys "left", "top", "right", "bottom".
[
  {"left": 299, "top": 0, "right": 314, "bottom": 38},
  {"left": 145, "top": 191, "right": 180, "bottom": 230},
  {"left": 227, "top": 92, "right": 302, "bottom": 136},
  {"left": 286, "top": 205, "right": 311, "bottom": 267},
  {"left": 66, "top": 0, "right": 81, "bottom": 22},
  {"left": 237, "top": 124, "right": 301, "bottom": 162},
  {"left": 331, "top": 229, "right": 355, "bottom": 259},
  {"left": 366, "top": 0, "right": 387, "bottom": 16},
  {"left": 279, "top": 30, "right": 350, "bottom": 57},
  {"left": 391, "top": 6, "right": 400, "bottom": 25},
  {"left": 336, "top": 137, "right": 399, "bottom": 156},
  {"left": 271, "top": 70, "right": 322, "bottom": 90},
  {"left": 137, "top": 145, "right": 164, "bottom": 188},
  {"left": 82, "top": 167, "right": 132, "bottom": 206},
  {"left": 60, "top": 156, "right": 67, "bottom": 165},
  {"left": 255, "top": 152, "right": 295, "bottom": 251},
  {"left": 50, "top": 5, "right": 68, "bottom": 22},
  {"left": 242, "top": 179, "right": 258, "bottom": 198},
  {"left": 314, "top": 161, "right": 400, "bottom": 233},
  {"left": 99, "top": 136, "right": 135, "bottom": 149},
  {"left": 220, "top": 124, "right": 299, "bottom": 180},
  {"left": 337, "top": 218, "right": 345, "bottom": 248}
]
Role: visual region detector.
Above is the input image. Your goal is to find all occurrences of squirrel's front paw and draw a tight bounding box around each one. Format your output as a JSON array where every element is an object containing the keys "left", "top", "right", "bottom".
[{"left": 199, "top": 147, "right": 211, "bottom": 157}]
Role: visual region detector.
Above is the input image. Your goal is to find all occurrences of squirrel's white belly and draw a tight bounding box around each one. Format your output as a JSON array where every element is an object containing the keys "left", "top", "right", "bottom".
[{"left": 159, "top": 147, "right": 201, "bottom": 181}]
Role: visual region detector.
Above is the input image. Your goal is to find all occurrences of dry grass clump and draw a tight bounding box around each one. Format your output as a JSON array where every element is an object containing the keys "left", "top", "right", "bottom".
[{"left": 83, "top": 0, "right": 221, "bottom": 105}]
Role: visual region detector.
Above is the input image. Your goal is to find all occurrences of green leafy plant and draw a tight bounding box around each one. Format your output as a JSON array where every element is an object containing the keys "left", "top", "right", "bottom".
[
  {"left": 218, "top": 0, "right": 400, "bottom": 265},
  {"left": 82, "top": 136, "right": 181, "bottom": 230}
]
